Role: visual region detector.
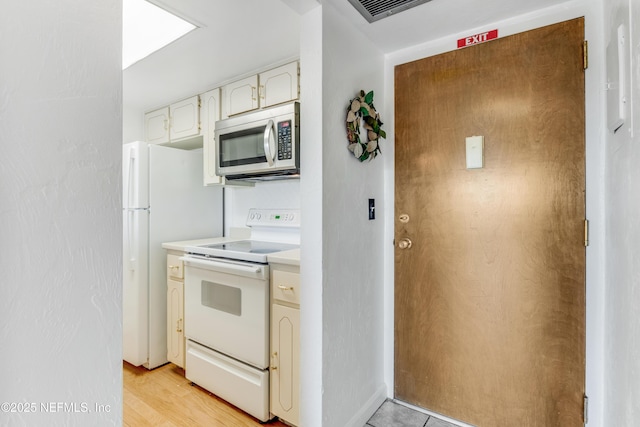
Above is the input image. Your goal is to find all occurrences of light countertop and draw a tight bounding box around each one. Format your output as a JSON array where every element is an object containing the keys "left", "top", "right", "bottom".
[
  {"left": 162, "top": 228, "right": 251, "bottom": 252},
  {"left": 266, "top": 248, "right": 300, "bottom": 266}
]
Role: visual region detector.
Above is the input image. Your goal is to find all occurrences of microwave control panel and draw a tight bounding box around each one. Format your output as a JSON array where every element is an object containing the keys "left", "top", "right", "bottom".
[{"left": 277, "top": 120, "right": 293, "bottom": 161}]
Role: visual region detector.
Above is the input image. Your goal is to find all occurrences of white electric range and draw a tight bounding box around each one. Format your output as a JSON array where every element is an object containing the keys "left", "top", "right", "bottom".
[{"left": 181, "top": 208, "right": 299, "bottom": 422}]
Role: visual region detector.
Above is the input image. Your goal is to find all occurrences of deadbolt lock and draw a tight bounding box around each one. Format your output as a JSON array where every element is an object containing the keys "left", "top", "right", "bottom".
[
  {"left": 398, "top": 238, "right": 412, "bottom": 249},
  {"left": 399, "top": 214, "right": 410, "bottom": 223}
]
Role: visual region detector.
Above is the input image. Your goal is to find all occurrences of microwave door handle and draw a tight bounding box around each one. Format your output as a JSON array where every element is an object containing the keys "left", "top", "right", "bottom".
[{"left": 263, "top": 120, "right": 276, "bottom": 166}]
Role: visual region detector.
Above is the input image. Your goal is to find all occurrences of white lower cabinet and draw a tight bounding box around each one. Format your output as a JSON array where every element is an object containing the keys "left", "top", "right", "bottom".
[
  {"left": 167, "top": 278, "right": 184, "bottom": 367},
  {"left": 166, "top": 252, "right": 185, "bottom": 368},
  {"left": 270, "top": 264, "right": 300, "bottom": 426}
]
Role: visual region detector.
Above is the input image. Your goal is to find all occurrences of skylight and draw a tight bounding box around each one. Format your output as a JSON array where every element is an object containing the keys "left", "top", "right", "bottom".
[{"left": 122, "top": 0, "right": 196, "bottom": 69}]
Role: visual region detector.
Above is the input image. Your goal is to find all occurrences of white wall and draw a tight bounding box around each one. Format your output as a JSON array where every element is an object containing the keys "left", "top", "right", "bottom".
[
  {"left": 0, "top": 1, "right": 122, "bottom": 426},
  {"left": 224, "top": 181, "right": 301, "bottom": 234},
  {"left": 603, "top": 0, "right": 640, "bottom": 425},
  {"left": 123, "top": 104, "right": 144, "bottom": 143},
  {"left": 317, "top": 3, "right": 387, "bottom": 427},
  {"left": 383, "top": 1, "right": 607, "bottom": 426},
  {"left": 299, "top": 5, "right": 324, "bottom": 426}
]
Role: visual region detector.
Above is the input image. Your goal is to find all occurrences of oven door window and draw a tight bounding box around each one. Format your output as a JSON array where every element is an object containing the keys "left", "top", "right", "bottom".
[
  {"left": 219, "top": 126, "right": 267, "bottom": 167},
  {"left": 201, "top": 280, "right": 241, "bottom": 316}
]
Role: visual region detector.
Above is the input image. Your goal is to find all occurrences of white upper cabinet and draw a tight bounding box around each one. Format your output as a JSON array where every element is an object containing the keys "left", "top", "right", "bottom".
[
  {"left": 145, "top": 106, "right": 170, "bottom": 145},
  {"left": 202, "top": 88, "right": 223, "bottom": 186},
  {"left": 221, "top": 61, "right": 299, "bottom": 119},
  {"left": 259, "top": 61, "right": 299, "bottom": 108},
  {"left": 169, "top": 96, "right": 200, "bottom": 141},
  {"left": 221, "top": 75, "right": 259, "bottom": 118},
  {"left": 145, "top": 95, "right": 201, "bottom": 148},
  {"left": 201, "top": 88, "right": 253, "bottom": 187}
]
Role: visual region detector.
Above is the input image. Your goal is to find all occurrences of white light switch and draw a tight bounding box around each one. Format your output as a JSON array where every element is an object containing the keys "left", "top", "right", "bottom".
[{"left": 466, "top": 135, "right": 484, "bottom": 169}]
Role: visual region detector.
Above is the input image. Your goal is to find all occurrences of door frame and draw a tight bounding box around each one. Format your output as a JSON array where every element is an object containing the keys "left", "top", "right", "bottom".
[{"left": 381, "top": 6, "right": 604, "bottom": 425}]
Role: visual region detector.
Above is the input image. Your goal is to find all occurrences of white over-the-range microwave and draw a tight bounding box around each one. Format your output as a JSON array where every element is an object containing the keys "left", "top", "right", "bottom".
[{"left": 215, "top": 101, "right": 300, "bottom": 181}]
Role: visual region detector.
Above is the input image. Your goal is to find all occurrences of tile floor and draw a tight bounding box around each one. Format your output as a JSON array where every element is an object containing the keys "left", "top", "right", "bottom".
[{"left": 366, "top": 400, "right": 462, "bottom": 427}]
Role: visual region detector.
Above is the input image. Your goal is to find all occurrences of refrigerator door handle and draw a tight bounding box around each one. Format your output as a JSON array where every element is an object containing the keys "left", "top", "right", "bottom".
[
  {"left": 126, "top": 210, "right": 137, "bottom": 271},
  {"left": 126, "top": 146, "right": 137, "bottom": 209}
]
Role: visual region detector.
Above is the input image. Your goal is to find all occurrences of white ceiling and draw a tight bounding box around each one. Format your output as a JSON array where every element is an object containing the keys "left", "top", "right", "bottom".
[
  {"left": 123, "top": 0, "right": 301, "bottom": 112},
  {"left": 123, "top": 0, "right": 564, "bottom": 112}
]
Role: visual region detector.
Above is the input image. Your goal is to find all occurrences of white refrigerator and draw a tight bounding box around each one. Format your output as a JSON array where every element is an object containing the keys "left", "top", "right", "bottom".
[{"left": 122, "top": 141, "right": 222, "bottom": 369}]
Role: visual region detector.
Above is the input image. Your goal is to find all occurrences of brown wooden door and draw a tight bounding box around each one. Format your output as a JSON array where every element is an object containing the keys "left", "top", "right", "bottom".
[{"left": 394, "top": 18, "right": 585, "bottom": 427}]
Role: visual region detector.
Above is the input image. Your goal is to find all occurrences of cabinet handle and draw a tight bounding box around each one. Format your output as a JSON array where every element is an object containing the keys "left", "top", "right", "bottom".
[
  {"left": 169, "top": 265, "right": 180, "bottom": 270},
  {"left": 259, "top": 85, "right": 265, "bottom": 100},
  {"left": 176, "top": 318, "right": 182, "bottom": 333},
  {"left": 251, "top": 86, "right": 257, "bottom": 101},
  {"left": 270, "top": 352, "right": 278, "bottom": 370},
  {"left": 278, "top": 285, "right": 294, "bottom": 291}
]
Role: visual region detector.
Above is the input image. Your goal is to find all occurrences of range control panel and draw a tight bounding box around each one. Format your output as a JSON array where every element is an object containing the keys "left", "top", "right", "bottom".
[{"left": 246, "top": 208, "right": 300, "bottom": 228}]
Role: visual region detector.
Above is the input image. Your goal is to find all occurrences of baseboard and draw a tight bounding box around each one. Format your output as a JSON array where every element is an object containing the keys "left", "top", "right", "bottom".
[{"left": 343, "top": 384, "right": 388, "bottom": 427}]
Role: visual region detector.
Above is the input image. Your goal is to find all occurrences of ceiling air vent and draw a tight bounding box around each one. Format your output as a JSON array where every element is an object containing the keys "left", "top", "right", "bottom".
[{"left": 346, "top": 0, "right": 433, "bottom": 23}]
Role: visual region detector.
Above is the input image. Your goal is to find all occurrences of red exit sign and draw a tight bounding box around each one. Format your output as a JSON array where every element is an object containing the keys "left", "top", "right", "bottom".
[{"left": 457, "top": 29, "right": 498, "bottom": 48}]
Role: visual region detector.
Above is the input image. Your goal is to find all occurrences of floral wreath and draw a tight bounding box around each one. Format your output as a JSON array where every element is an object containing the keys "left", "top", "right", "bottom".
[{"left": 346, "top": 90, "right": 386, "bottom": 162}]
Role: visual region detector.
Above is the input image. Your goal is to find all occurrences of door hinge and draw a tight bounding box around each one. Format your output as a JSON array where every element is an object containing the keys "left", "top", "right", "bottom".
[
  {"left": 584, "top": 395, "right": 589, "bottom": 424},
  {"left": 584, "top": 219, "right": 589, "bottom": 247},
  {"left": 583, "top": 40, "right": 588, "bottom": 70}
]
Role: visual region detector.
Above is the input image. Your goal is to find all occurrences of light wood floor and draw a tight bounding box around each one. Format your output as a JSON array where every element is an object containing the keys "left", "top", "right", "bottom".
[{"left": 123, "top": 362, "right": 288, "bottom": 427}]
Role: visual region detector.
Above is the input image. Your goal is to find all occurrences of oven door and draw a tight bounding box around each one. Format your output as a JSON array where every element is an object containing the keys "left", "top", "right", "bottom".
[{"left": 182, "top": 256, "right": 270, "bottom": 369}]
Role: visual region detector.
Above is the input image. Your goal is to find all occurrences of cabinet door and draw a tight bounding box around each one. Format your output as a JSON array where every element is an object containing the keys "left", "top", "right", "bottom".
[
  {"left": 201, "top": 88, "right": 223, "bottom": 186},
  {"left": 145, "top": 107, "right": 170, "bottom": 145},
  {"left": 201, "top": 89, "right": 254, "bottom": 187},
  {"left": 271, "top": 304, "right": 300, "bottom": 425},
  {"left": 259, "top": 62, "right": 299, "bottom": 108},
  {"left": 169, "top": 95, "right": 200, "bottom": 141},
  {"left": 222, "top": 75, "right": 258, "bottom": 118},
  {"left": 167, "top": 278, "right": 184, "bottom": 368},
  {"left": 167, "top": 253, "right": 184, "bottom": 279}
]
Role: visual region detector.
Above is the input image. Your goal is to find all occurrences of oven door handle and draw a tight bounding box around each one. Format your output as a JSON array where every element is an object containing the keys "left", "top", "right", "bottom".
[{"left": 181, "top": 256, "right": 263, "bottom": 275}]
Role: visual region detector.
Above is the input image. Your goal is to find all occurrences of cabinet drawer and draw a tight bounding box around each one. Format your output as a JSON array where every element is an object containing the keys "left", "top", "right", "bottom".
[
  {"left": 272, "top": 270, "right": 300, "bottom": 305},
  {"left": 167, "top": 254, "right": 183, "bottom": 279}
]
